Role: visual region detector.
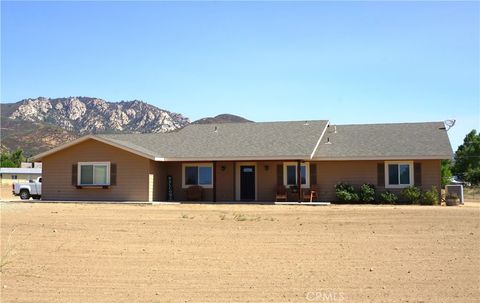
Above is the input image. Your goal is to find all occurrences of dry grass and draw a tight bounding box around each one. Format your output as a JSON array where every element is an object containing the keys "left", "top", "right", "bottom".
[{"left": 0, "top": 228, "right": 16, "bottom": 273}]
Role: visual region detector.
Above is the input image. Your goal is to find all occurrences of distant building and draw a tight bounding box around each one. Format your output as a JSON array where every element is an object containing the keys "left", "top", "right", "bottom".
[
  {"left": 20, "top": 162, "right": 43, "bottom": 169},
  {"left": 0, "top": 167, "right": 42, "bottom": 185}
]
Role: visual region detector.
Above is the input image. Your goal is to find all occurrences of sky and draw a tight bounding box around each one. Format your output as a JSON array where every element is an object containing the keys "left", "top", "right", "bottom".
[{"left": 1, "top": 1, "right": 479, "bottom": 151}]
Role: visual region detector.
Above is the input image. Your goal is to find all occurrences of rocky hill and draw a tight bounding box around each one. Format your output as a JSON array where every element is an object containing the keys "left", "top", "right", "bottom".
[
  {"left": 193, "top": 114, "right": 252, "bottom": 124},
  {"left": 1, "top": 97, "right": 251, "bottom": 157},
  {"left": 1, "top": 97, "right": 190, "bottom": 156}
]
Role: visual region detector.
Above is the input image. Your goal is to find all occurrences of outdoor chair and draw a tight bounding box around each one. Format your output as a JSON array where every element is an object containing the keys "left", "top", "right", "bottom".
[
  {"left": 276, "top": 185, "right": 287, "bottom": 202},
  {"left": 303, "top": 184, "right": 319, "bottom": 202},
  {"left": 186, "top": 185, "right": 203, "bottom": 201}
]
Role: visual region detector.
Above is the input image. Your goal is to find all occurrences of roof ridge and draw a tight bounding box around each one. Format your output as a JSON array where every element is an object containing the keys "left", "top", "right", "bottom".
[{"left": 332, "top": 121, "right": 445, "bottom": 127}]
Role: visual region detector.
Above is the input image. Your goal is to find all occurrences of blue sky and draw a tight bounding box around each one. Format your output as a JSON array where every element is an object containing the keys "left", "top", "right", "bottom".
[{"left": 1, "top": 1, "right": 479, "bottom": 150}]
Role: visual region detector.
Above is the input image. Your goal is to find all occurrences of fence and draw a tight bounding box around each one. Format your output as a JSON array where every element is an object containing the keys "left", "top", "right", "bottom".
[{"left": 464, "top": 186, "right": 480, "bottom": 202}]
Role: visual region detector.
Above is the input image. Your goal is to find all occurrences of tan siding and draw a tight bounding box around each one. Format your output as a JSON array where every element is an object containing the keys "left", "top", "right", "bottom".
[
  {"left": 216, "top": 162, "right": 234, "bottom": 201},
  {"left": 43, "top": 146, "right": 442, "bottom": 203},
  {"left": 419, "top": 160, "right": 441, "bottom": 192},
  {"left": 42, "top": 139, "right": 151, "bottom": 201},
  {"left": 148, "top": 160, "right": 166, "bottom": 202},
  {"left": 314, "top": 160, "right": 442, "bottom": 201},
  {"left": 257, "top": 161, "right": 281, "bottom": 201}
]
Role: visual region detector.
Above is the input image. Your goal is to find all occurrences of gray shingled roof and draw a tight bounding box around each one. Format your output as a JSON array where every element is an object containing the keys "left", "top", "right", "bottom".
[
  {"left": 35, "top": 120, "right": 452, "bottom": 161},
  {"left": 98, "top": 120, "right": 329, "bottom": 159},
  {"left": 313, "top": 122, "right": 453, "bottom": 159}
]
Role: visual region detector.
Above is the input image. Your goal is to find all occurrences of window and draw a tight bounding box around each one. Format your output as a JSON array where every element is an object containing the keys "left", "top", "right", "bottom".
[
  {"left": 11, "top": 175, "right": 17, "bottom": 180},
  {"left": 283, "top": 162, "right": 309, "bottom": 188},
  {"left": 385, "top": 161, "right": 413, "bottom": 188},
  {"left": 78, "top": 162, "right": 110, "bottom": 186},
  {"left": 182, "top": 163, "right": 213, "bottom": 188}
]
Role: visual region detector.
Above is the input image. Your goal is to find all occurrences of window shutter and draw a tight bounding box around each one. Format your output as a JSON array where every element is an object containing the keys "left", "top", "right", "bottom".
[
  {"left": 310, "top": 164, "right": 317, "bottom": 185},
  {"left": 414, "top": 163, "right": 422, "bottom": 187},
  {"left": 72, "top": 164, "right": 78, "bottom": 186},
  {"left": 276, "top": 164, "right": 283, "bottom": 186},
  {"left": 110, "top": 163, "right": 117, "bottom": 186},
  {"left": 377, "top": 163, "right": 385, "bottom": 187}
]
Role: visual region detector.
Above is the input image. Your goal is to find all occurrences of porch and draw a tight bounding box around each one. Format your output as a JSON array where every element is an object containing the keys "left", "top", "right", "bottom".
[{"left": 154, "top": 160, "right": 316, "bottom": 203}]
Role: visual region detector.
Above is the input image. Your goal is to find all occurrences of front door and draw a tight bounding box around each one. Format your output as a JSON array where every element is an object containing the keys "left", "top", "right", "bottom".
[{"left": 240, "top": 166, "right": 255, "bottom": 200}]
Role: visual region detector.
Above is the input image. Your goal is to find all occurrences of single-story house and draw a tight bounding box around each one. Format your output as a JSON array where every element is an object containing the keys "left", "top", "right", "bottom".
[{"left": 32, "top": 120, "right": 453, "bottom": 202}]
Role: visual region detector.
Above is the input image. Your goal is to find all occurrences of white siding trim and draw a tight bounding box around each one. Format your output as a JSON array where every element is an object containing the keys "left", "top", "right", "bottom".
[
  {"left": 77, "top": 161, "right": 111, "bottom": 186},
  {"left": 310, "top": 121, "right": 330, "bottom": 159},
  {"left": 181, "top": 163, "right": 214, "bottom": 189},
  {"left": 235, "top": 162, "right": 258, "bottom": 201},
  {"left": 283, "top": 162, "right": 310, "bottom": 188},
  {"left": 312, "top": 156, "right": 450, "bottom": 161},
  {"left": 384, "top": 161, "right": 414, "bottom": 189}
]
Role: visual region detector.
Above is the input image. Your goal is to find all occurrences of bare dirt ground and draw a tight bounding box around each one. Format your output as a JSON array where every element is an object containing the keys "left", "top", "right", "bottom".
[
  {"left": 1, "top": 202, "right": 479, "bottom": 303},
  {"left": 0, "top": 185, "right": 19, "bottom": 202}
]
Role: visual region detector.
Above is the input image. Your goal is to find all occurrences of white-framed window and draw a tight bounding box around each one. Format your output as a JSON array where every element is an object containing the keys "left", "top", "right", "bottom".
[
  {"left": 78, "top": 162, "right": 111, "bottom": 186},
  {"left": 283, "top": 162, "right": 310, "bottom": 188},
  {"left": 385, "top": 161, "right": 414, "bottom": 189},
  {"left": 11, "top": 175, "right": 17, "bottom": 180},
  {"left": 182, "top": 163, "right": 213, "bottom": 188}
]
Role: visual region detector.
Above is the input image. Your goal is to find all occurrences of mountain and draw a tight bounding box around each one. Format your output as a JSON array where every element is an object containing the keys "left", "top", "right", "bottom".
[
  {"left": 1, "top": 97, "right": 190, "bottom": 156},
  {"left": 1, "top": 97, "right": 252, "bottom": 157},
  {"left": 193, "top": 114, "right": 252, "bottom": 124}
]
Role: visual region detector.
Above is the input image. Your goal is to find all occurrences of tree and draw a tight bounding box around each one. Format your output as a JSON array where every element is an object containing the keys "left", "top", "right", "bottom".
[
  {"left": 441, "top": 160, "right": 453, "bottom": 187},
  {"left": 453, "top": 130, "right": 480, "bottom": 185},
  {"left": 0, "top": 154, "right": 16, "bottom": 167},
  {"left": 10, "top": 148, "right": 26, "bottom": 166},
  {"left": 0, "top": 148, "right": 26, "bottom": 167}
]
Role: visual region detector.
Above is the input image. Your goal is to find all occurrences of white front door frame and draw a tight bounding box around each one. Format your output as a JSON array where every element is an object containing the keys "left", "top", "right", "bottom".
[{"left": 235, "top": 162, "right": 257, "bottom": 201}]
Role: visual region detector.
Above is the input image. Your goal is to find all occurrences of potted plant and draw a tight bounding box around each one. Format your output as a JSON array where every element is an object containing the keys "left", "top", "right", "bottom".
[{"left": 445, "top": 192, "right": 460, "bottom": 206}]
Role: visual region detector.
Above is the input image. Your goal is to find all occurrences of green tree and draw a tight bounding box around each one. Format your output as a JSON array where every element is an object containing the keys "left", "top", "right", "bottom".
[
  {"left": 453, "top": 130, "right": 480, "bottom": 185},
  {"left": 441, "top": 160, "right": 453, "bottom": 187},
  {"left": 0, "top": 154, "right": 16, "bottom": 167},
  {"left": 10, "top": 148, "right": 26, "bottom": 166},
  {"left": 0, "top": 148, "right": 26, "bottom": 167}
]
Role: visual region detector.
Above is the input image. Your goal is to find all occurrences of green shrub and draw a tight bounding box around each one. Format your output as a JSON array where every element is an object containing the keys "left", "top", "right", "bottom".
[
  {"left": 336, "top": 190, "right": 360, "bottom": 203},
  {"left": 421, "top": 186, "right": 439, "bottom": 205},
  {"left": 401, "top": 186, "right": 422, "bottom": 204},
  {"left": 335, "top": 182, "right": 359, "bottom": 203},
  {"left": 359, "top": 184, "right": 376, "bottom": 203},
  {"left": 378, "top": 191, "right": 398, "bottom": 204},
  {"left": 335, "top": 182, "right": 355, "bottom": 193}
]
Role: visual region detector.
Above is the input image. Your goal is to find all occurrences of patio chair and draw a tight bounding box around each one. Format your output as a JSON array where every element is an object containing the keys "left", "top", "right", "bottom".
[
  {"left": 186, "top": 185, "right": 203, "bottom": 201},
  {"left": 303, "top": 184, "right": 319, "bottom": 202},
  {"left": 276, "top": 185, "right": 287, "bottom": 202}
]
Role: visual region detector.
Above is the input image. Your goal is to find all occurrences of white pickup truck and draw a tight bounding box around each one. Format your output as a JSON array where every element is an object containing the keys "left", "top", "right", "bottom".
[{"left": 13, "top": 177, "right": 42, "bottom": 200}]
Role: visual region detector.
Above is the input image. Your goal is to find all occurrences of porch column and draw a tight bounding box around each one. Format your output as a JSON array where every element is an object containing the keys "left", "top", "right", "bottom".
[
  {"left": 233, "top": 161, "right": 236, "bottom": 201},
  {"left": 213, "top": 161, "right": 217, "bottom": 202},
  {"left": 297, "top": 160, "right": 302, "bottom": 202}
]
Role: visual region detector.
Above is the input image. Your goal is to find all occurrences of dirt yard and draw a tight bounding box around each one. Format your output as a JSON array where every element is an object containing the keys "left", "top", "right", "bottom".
[{"left": 1, "top": 202, "right": 479, "bottom": 302}]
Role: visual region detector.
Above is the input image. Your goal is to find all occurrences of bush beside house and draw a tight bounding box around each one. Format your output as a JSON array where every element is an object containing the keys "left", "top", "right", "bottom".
[{"left": 334, "top": 182, "right": 439, "bottom": 205}]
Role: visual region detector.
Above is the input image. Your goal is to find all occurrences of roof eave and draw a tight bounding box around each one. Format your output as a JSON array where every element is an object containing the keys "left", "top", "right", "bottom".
[
  {"left": 31, "top": 135, "right": 157, "bottom": 161},
  {"left": 311, "top": 155, "right": 453, "bottom": 161},
  {"left": 159, "top": 156, "right": 312, "bottom": 162}
]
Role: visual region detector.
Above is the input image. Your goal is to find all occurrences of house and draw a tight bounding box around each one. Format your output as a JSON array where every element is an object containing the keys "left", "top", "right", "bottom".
[{"left": 32, "top": 120, "right": 453, "bottom": 202}]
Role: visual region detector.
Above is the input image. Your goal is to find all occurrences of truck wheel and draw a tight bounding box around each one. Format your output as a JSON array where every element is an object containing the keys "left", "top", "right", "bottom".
[{"left": 20, "top": 189, "right": 30, "bottom": 200}]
